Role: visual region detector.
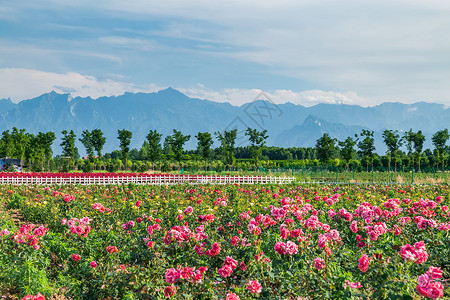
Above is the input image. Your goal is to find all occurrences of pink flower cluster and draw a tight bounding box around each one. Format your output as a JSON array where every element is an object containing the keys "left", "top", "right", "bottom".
[
  {"left": 165, "top": 265, "right": 208, "bottom": 284},
  {"left": 197, "top": 214, "right": 215, "bottom": 223},
  {"left": 204, "top": 242, "right": 221, "bottom": 257},
  {"left": 62, "top": 217, "right": 92, "bottom": 237},
  {"left": 164, "top": 286, "right": 177, "bottom": 297},
  {"left": 274, "top": 241, "right": 298, "bottom": 255},
  {"left": 317, "top": 229, "right": 341, "bottom": 248},
  {"left": 399, "top": 241, "right": 428, "bottom": 264},
  {"left": 358, "top": 253, "right": 370, "bottom": 273},
  {"left": 218, "top": 256, "right": 238, "bottom": 278},
  {"left": 247, "top": 280, "right": 262, "bottom": 294},
  {"left": 416, "top": 266, "right": 444, "bottom": 299},
  {"left": 214, "top": 197, "right": 228, "bottom": 207},
  {"left": 323, "top": 193, "right": 341, "bottom": 206},
  {"left": 344, "top": 280, "right": 362, "bottom": 289},
  {"left": 106, "top": 245, "right": 119, "bottom": 254},
  {"left": 313, "top": 257, "right": 326, "bottom": 270},
  {"left": 21, "top": 293, "right": 45, "bottom": 300},
  {"left": 13, "top": 224, "right": 48, "bottom": 250},
  {"left": 164, "top": 225, "right": 196, "bottom": 245},
  {"left": 271, "top": 207, "right": 287, "bottom": 221},
  {"left": 122, "top": 220, "right": 135, "bottom": 230},
  {"left": 63, "top": 194, "right": 75, "bottom": 203},
  {"left": 92, "top": 202, "right": 110, "bottom": 213}
]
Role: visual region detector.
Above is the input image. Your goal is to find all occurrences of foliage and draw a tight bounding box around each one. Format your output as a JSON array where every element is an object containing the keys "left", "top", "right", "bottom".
[{"left": 245, "top": 128, "right": 268, "bottom": 169}]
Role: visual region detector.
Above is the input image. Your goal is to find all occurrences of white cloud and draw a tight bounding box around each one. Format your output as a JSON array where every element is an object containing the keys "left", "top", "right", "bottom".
[
  {"left": 0, "top": 68, "right": 162, "bottom": 102},
  {"left": 178, "top": 84, "right": 372, "bottom": 106},
  {"left": 0, "top": 68, "right": 374, "bottom": 107}
]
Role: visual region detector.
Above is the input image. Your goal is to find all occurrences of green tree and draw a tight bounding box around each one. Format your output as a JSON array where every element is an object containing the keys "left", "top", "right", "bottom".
[
  {"left": 11, "top": 127, "right": 29, "bottom": 169},
  {"left": 245, "top": 128, "right": 268, "bottom": 169},
  {"left": 146, "top": 130, "right": 162, "bottom": 170},
  {"left": 60, "top": 130, "right": 77, "bottom": 171},
  {"left": 339, "top": 136, "right": 356, "bottom": 171},
  {"left": 315, "top": 133, "right": 335, "bottom": 166},
  {"left": 357, "top": 129, "right": 375, "bottom": 171},
  {"left": 41, "top": 131, "right": 56, "bottom": 171},
  {"left": 25, "top": 133, "right": 43, "bottom": 171},
  {"left": 0, "top": 130, "right": 15, "bottom": 158},
  {"left": 167, "top": 129, "right": 190, "bottom": 170},
  {"left": 117, "top": 129, "right": 132, "bottom": 171},
  {"left": 382, "top": 129, "right": 402, "bottom": 172},
  {"left": 431, "top": 129, "right": 449, "bottom": 171},
  {"left": 413, "top": 130, "right": 426, "bottom": 172},
  {"left": 79, "top": 130, "right": 95, "bottom": 162},
  {"left": 91, "top": 129, "right": 106, "bottom": 169},
  {"left": 195, "top": 132, "right": 213, "bottom": 170},
  {"left": 215, "top": 129, "right": 237, "bottom": 168},
  {"left": 403, "top": 129, "right": 416, "bottom": 169}
]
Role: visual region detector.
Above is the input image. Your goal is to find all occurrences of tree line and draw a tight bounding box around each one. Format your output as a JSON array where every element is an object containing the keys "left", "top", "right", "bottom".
[{"left": 0, "top": 127, "right": 449, "bottom": 172}]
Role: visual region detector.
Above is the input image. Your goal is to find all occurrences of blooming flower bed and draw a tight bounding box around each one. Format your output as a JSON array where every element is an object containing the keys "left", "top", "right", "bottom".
[{"left": 0, "top": 183, "right": 448, "bottom": 299}]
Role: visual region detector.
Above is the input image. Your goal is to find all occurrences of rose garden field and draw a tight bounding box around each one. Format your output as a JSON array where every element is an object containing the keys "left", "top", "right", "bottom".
[{"left": 0, "top": 181, "right": 449, "bottom": 299}]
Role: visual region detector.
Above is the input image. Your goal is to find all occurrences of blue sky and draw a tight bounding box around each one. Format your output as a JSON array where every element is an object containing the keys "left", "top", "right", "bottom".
[{"left": 1, "top": 0, "right": 450, "bottom": 106}]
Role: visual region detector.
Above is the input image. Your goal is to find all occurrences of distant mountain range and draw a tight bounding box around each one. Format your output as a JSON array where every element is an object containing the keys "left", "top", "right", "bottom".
[{"left": 1, "top": 88, "right": 448, "bottom": 155}]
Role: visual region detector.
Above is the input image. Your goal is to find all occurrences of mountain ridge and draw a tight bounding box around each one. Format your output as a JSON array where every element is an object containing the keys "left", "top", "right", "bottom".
[{"left": 0, "top": 89, "right": 448, "bottom": 154}]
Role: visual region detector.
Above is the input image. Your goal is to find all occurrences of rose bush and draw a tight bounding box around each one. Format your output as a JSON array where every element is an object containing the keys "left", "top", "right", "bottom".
[{"left": 0, "top": 183, "right": 448, "bottom": 299}]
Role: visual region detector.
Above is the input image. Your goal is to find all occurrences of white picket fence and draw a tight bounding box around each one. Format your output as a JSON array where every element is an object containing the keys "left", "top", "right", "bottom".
[{"left": 0, "top": 175, "right": 296, "bottom": 186}]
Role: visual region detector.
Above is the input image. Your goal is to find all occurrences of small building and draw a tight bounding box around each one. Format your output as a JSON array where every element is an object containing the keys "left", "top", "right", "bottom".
[{"left": 0, "top": 158, "right": 23, "bottom": 171}]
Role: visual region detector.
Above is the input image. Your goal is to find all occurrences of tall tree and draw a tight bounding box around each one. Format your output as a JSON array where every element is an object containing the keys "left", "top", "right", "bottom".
[
  {"left": 195, "top": 132, "right": 213, "bottom": 170},
  {"left": 403, "top": 129, "right": 416, "bottom": 169},
  {"left": 79, "top": 130, "right": 95, "bottom": 164},
  {"left": 25, "top": 133, "right": 43, "bottom": 171},
  {"left": 0, "top": 130, "right": 15, "bottom": 158},
  {"left": 357, "top": 129, "right": 375, "bottom": 171},
  {"left": 60, "top": 130, "right": 77, "bottom": 171},
  {"left": 431, "top": 129, "right": 449, "bottom": 171},
  {"left": 117, "top": 129, "right": 132, "bottom": 170},
  {"left": 168, "top": 129, "right": 190, "bottom": 170},
  {"left": 41, "top": 131, "right": 56, "bottom": 171},
  {"left": 91, "top": 129, "right": 106, "bottom": 169},
  {"left": 413, "top": 130, "right": 426, "bottom": 172},
  {"left": 215, "top": 129, "right": 237, "bottom": 168},
  {"left": 245, "top": 128, "right": 268, "bottom": 169},
  {"left": 382, "top": 129, "right": 402, "bottom": 172},
  {"left": 315, "top": 133, "right": 335, "bottom": 166},
  {"left": 11, "top": 127, "right": 29, "bottom": 169},
  {"left": 339, "top": 136, "right": 356, "bottom": 171},
  {"left": 146, "top": 130, "right": 162, "bottom": 170}
]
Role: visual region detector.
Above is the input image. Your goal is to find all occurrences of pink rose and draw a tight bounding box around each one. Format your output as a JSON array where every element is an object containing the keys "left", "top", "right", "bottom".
[
  {"left": 416, "top": 285, "right": 428, "bottom": 297},
  {"left": 247, "top": 280, "right": 262, "bottom": 294},
  {"left": 313, "top": 257, "right": 326, "bottom": 270},
  {"left": 358, "top": 254, "right": 369, "bottom": 273},
  {"left": 427, "top": 266, "right": 443, "bottom": 279},
  {"left": 226, "top": 292, "right": 240, "bottom": 300},
  {"left": 164, "top": 285, "right": 177, "bottom": 297},
  {"left": 218, "top": 265, "right": 233, "bottom": 278},
  {"left": 285, "top": 241, "right": 298, "bottom": 255},
  {"left": 71, "top": 253, "right": 81, "bottom": 262},
  {"left": 426, "top": 281, "right": 444, "bottom": 299},
  {"left": 165, "top": 268, "right": 180, "bottom": 284},
  {"left": 90, "top": 261, "right": 97, "bottom": 268},
  {"left": 417, "top": 273, "right": 430, "bottom": 288}
]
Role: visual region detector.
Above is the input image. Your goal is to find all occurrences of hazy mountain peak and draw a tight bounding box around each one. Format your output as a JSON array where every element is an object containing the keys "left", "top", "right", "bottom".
[{"left": 0, "top": 89, "right": 447, "bottom": 154}]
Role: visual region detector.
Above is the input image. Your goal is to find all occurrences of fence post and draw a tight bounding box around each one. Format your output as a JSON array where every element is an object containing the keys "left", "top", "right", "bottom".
[
  {"left": 322, "top": 167, "right": 324, "bottom": 182},
  {"left": 335, "top": 166, "right": 338, "bottom": 182}
]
